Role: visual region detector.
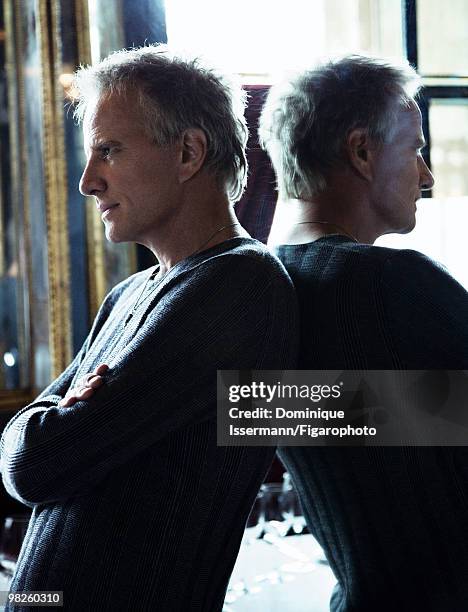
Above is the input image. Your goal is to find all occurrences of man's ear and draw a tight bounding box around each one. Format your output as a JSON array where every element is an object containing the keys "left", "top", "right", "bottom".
[
  {"left": 346, "top": 128, "right": 376, "bottom": 182},
  {"left": 178, "top": 128, "right": 207, "bottom": 183}
]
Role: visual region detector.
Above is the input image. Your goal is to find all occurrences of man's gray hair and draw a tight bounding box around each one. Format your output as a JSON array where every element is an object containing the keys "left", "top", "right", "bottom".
[
  {"left": 74, "top": 44, "right": 248, "bottom": 202},
  {"left": 259, "top": 55, "right": 421, "bottom": 199}
]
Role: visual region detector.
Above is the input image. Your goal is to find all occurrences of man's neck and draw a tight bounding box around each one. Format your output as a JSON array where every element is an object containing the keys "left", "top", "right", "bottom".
[
  {"left": 145, "top": 193, "right": 248, "bottom": 275},
  {"left": 268, "top": 196, "right": 377, "bottom": 246}
]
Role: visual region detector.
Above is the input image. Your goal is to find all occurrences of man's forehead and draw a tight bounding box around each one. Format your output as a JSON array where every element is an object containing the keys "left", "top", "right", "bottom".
[
  {"left": 83, "top": 92, "right": 144, "bottom": 140},
  {"left": 84, "top": 93, "right": 128, "bottom": 126},
  {"left": 393, "top": 101, "right": 424, "bottom": 140}
]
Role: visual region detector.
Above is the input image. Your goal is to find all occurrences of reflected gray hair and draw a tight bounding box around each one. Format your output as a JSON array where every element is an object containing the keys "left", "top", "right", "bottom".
[
  {"left": 259, "top": 55, "right": 421, "bottom": 199},
  {"left": 74, "top": 44, "right": 248, "bottom": 202}
]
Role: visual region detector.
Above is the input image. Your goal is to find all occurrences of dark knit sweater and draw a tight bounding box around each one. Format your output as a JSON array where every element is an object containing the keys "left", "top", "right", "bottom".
[
  {"left": 276, "top": 235, "right": 468, "bottom": 612},
  {"left": 1, "top": 237, "right": 298, "bottom": 612}
]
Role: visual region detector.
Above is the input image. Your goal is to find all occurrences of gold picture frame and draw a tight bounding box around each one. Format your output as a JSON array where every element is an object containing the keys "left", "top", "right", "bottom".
[{"left": 0, "top": 0, "right": 72, "bottom": 407}]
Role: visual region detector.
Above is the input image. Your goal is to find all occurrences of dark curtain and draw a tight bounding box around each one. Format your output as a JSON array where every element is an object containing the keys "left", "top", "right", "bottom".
[
  {"left": 122, "top": 0, "right": 167, "bottom": 48},
  {"left": 235, "top": 86, "right": 277, "bottom": 243}
]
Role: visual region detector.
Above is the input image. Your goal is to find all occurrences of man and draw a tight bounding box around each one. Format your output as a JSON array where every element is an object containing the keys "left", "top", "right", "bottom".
[
  {"left": 259, "top": 55, "right": 468, "bottom": 611},
  {"left": 0, "top": 46, "right": 298, "bottom": 611}
]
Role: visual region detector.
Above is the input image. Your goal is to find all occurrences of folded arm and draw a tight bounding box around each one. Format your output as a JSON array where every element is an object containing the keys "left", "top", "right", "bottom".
[{"left": 1, "top": 253, "right": 298, "bottom": 506}]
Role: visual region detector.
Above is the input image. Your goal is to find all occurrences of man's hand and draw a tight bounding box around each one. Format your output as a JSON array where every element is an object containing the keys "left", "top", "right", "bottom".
[{"left": 58, "top": 364, "right": 109, "bottom": 407}]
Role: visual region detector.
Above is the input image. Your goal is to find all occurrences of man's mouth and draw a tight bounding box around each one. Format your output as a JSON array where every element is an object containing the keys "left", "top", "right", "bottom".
[{"left": 97, "top": 203, "right": 119, "bottom": 217}]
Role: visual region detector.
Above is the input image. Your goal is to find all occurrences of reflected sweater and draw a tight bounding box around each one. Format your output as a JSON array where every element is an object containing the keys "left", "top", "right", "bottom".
[
  {"left": 276, "top": 236, "right": 468, "bottom": 612},
  {"left": 1, "top": 238, "right": 298, "bottom": 612}
]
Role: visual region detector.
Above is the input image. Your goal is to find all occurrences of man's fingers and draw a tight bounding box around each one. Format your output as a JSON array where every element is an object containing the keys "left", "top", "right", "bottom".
[
  {"left": 59, "top": 395, "right": 76, "bottom": 407},
  {"left": 59, "top": 387, "right": 93, "bottom": 407},
  {"left": 59, "top": 365, "right": 108, "bottom": 408},
  {"left": 58, "top": 385, "right": 94, "bottom": 407},
  {"left": 87, "top": 376, "right": 104, "bottom": 389},
  {"left": 77, "top": 387, "right": 94, "bottom": 399},
  {"left": 78, "top": 369, "right": 107, "bottom": 388},
  {"left": 94, "top": 364, "right": 109, "bottom": 376}
]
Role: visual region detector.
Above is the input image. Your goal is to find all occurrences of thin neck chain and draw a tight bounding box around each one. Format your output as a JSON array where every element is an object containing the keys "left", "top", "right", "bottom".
[
  {"left": 293, "top": 220, "right": 359, "bottom": 243},
  {"left": 192, "top": 221, "right": 240, "bottom": 256},
  {"left": 124, "top": 221, "right": 241, "bottom": 326}
]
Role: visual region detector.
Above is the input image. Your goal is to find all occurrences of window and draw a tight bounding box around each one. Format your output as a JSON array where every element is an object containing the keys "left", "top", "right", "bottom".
[
  {"left": 165, "top": 0, "right": 403, "bottom": 82},
  {"left": 378, "top": 0, "right": 468, "bottom": 289}
]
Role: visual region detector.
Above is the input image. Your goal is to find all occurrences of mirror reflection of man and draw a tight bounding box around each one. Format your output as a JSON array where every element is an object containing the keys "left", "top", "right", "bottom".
[
  {"left": 0, "top": 46, "right": 298, "bottom": 611},
  {"left": 260, "top": 55, "right": 468, "bottom": 611}
]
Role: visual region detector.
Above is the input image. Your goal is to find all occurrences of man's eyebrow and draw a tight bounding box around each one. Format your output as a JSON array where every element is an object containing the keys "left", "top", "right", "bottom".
[{"left": 91, "top": 139, "right": 122, "bottom": 150}]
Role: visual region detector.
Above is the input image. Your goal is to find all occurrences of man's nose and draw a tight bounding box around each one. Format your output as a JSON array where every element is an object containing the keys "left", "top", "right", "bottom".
[
  {"left": 419, "top": 156, "right": 435, "bottom": 191},
  {"left": 79, "top": 159, "right": 106, "bottom": 196}
]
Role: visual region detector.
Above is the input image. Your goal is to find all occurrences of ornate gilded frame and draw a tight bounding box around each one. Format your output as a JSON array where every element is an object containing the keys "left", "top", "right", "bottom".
[
  {"left": 42, "top": 0, "right": 72, "bottom": 377},
  {"left": 0, "top": 0, "right": 72, "bottom": 409}
]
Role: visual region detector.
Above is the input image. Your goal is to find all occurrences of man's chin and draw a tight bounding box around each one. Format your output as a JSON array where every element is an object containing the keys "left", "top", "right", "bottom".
[
  {"left": 395, "top": 212, "right": 417, "bottom": 235},
  {"left": 382, "top": 218, "right": 416, "bottom": 237},
  {"left": 104, "top": 228, "right": 126, "bottom": 243},
  {"left": 398, "top": 221, "right": 416, "bottom": 235},
  {"left": 404, "top": 214, "right": 417, "bottom": 233}
]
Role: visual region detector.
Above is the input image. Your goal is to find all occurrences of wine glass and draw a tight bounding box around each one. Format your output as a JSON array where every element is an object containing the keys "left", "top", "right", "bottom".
[
  {"left": 243, "top": 490, "right": 265, "bottom": 545},
  {"left": 261, "top": 483, "right": 293, "bottom": 539},
  {"left": 280, "top": 475, "right": 307, "bottom": 535},
  {"left": 0, "top": 515, "right": 30, "bottom": 577},
  {"left": 225, "top": 491, "right": 266, "bottom": 603},
  {"left": 282, "top": 474, "right": 328, "bottom": 567},
  {"left": 278, "top": 484, "right": 315, "bottom": 573},
  {"left": 258, "top": 483, "right": 295, "bottom": 583}
]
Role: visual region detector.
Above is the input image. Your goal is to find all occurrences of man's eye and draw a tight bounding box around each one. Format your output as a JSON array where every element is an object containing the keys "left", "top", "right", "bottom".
[{"left": 101, "top": 147, "right": 111, "bottom": 158}]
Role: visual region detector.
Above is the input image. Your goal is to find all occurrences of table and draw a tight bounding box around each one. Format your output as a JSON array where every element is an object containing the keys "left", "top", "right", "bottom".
[{"left": 224, "top": 534, "right": 336, "bottom": 611}]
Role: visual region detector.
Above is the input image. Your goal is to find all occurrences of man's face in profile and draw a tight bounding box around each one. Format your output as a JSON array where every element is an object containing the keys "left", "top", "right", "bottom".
[
  {"left": 79, "top": 92, "right": 181, "bottom": 248},
  {"left": 369, "top": 101, "right": 434, "bottom": 236}
]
